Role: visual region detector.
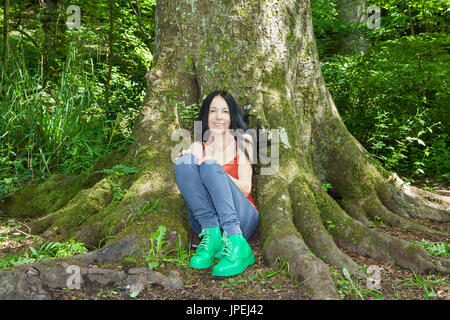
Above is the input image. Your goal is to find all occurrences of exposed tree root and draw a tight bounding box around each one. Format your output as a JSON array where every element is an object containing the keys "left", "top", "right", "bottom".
[
  {"left": 361, "top": 194, "right": 448, "bottom": 237},
  {"left": 309, "top": 101, "right": 449, "bottom": 279},
  {"left": 0, "top": 235, "right": 184, "bottom": 300},
  {"left": 257, "top": 177, "right": 340, "bottom": 299},
  {"left": 377, "top": 176, "right": 450, "bottom": 223},
  {"left": 289, "top": 178, "right": 364, "bottom": 279},
  {"left": 313, "top": 187, "right": 449, "bottom": 275},
  {"left": 337, "top": 198, "right": 371, "bottom": 226},
  {"left": 1, "top": 149, "right": 127, "bottom": 219}
]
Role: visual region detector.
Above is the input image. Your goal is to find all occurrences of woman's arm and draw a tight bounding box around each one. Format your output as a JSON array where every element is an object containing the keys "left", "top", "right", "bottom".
[
  {"left": 227, "top": 173, "right": 251, "bottom": 197},
  {"left": 230, "top": 134, "right": 254, "bottom": 197}
]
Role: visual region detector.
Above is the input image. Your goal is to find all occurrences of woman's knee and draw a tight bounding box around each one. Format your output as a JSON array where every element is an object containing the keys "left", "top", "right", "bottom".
[
  {"left": 174, "top": 153, "right": 198, "bottom": 173},
  {"left": 198, "top": 160, "right": 223, "bottom": 181}
]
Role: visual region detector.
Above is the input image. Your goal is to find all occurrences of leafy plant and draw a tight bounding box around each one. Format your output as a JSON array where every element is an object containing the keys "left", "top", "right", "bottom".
[
  {"left": 126, "top": 198, "right": 160, "bottom": 225},
  {"left": 326, "top": 220, "right": 336, "bottom": 231},
  {"left": 271, "top": 257, "right": 290, "bottom": 277},
  {"left": 129, "top": 290, "right": 140, "bottom": 299},
  {"left": 143, "top": 225, "right": 171, "bottom": 270},
  {"left": 330, "top": 266, "right": 384, "bottom": 300},
  {"left": 174, "top": 100, "right": 201, "bottom": 130},
  {"left": 373, "top": 215, "right": 384, "bottom": 226},
  {"left": 95, "top": 165, "right": 137, "bottom": 201},
  {"left": 142, "top": 226, "right": 192, "bottom": 270},
  {"left": 0, "top": 239, "right": 89, "bottom": 269},
  {"left": 411, "top": 239, "right": 449, "bottom": 257},
  {"left": 320, "top": 32, "right": 449, "bottom": 182},
  {"left": 321, "top": 183, "right": 332, "bottom": 192}
]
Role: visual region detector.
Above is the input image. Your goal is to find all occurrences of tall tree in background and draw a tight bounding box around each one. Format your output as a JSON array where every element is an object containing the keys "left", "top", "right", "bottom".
[
  {"left": 337, "top": 0, "right": 369, "bottom": 54},
  {"left": 2, "top": 0, "right": 9, "bottom": 69},
  {"left": 41, "top": 0, "right": 66, "bottom": 86},
  {"left": 105, "top": 0, "right": 115, "bottom": 121},
  {"left": 3, "top": 0, "right": 449, "bottom": 299}
]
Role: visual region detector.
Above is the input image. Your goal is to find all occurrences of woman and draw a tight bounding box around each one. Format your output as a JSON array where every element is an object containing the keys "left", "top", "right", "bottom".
[{"left": 174, "top": 90, "right": 259, "bottom": 277}]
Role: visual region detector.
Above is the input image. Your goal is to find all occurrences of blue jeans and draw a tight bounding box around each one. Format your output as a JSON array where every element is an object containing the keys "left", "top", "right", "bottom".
[{"left": 174, "top": 153, "right": 259, "bottom": 240}]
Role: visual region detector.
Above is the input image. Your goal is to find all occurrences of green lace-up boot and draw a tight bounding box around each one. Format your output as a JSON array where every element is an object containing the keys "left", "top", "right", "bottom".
[
  {"left": 212, "top": 233, "right": 255, "bottom": 277},
  {"left": 188, "top": 226, "right": 223, "bottom": 269}
]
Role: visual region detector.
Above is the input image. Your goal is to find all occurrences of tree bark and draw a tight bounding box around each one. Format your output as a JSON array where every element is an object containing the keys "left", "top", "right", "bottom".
[{"left": 1, "top": 0, "right": 449, "bottom": 299}]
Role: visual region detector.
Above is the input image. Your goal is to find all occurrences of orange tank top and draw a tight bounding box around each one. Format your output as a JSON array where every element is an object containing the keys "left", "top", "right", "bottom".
[{"left": 202, "top": 142, "right": 257, "bottom": 209}]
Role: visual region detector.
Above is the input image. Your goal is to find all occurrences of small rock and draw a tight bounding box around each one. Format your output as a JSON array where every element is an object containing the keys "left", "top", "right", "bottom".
[{"left": 165, "top": 270, "right": 183, "bottom": 289}]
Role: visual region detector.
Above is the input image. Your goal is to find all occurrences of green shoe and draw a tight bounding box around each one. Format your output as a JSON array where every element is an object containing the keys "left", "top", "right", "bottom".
[
  {"left": 189, "top": 226, "right": 223, "bottom": 269},
  {"left": 212, "top": 233, "right": 255, "bottom": 277},
  {"left": 214, "top": 239, "right": 225, "bottom": 259}
]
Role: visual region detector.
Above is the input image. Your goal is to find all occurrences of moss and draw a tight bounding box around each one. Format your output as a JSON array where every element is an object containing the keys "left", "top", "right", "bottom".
[
  {"left": 406, "top": 243, "right": 423, "bottom": 257},
  {"left": 312, "top": 186, "right": 369, "bottom": 247},
  {"left": 232, "top": 7, "right": 248, "bottom": 16},
  {"left": 261, "top": 65, "right": 286, "bottom": 91},
  {"left": 2, "top": 149, "right": 127, "bottom": 219},
  {"left": 183, "top": 54, "right": 196, "bottom": 76}
]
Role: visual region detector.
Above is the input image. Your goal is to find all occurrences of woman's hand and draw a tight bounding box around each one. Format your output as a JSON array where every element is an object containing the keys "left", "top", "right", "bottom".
[
  {"left": 177, "top": 150, "right": 216, "bottom": 165},
  {"left": 197, "top": 155, "right": 216, "bottom": 166},
  {"left": 176, "top": 141, "right": 220, "bottom": 165},
  {"left": 176, "top": 142, "right": 204, "bottom": 163}
]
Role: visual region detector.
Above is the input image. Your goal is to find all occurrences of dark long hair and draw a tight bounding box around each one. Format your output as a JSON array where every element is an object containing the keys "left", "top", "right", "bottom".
[{"left": 197, "top": 90, "right": 255, "bottom": 164}]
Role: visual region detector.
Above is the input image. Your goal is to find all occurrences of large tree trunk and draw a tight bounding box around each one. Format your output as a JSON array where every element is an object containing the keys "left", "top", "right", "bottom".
[{"left": 2, "top": 0, "right": 449, "bottom": 299}]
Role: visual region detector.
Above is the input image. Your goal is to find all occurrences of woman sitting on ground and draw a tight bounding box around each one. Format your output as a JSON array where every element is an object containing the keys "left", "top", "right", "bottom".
[{"left": 174, "top": 90, "right": 259, "bottom": 277}]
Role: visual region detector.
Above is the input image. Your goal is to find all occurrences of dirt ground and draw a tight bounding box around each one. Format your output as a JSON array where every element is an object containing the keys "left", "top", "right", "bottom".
[
  {"left": 1, "top": 182, "right": 449, "bottom": 302},
  {"left": 48, "top": 219, "right": 449, "bottom": 301}
]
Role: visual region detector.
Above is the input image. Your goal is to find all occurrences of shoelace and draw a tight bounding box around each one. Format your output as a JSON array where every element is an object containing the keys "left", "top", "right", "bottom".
[
  {"left": 220, "top": 232, "right": 232, "bottom": 257},
  {"left": 197, "top": 229, "right": 211, "bottom": 251}
]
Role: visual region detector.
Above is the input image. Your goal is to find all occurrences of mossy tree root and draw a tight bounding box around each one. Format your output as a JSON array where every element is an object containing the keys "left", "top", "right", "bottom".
[
  {"left": 258, "top": 179, "right": 340, "bottom": 299},
  {"left": 3, "top": 48, "right": 199, "bottom": 252},
  {"left": 313, "top": 186, "right": 449, "bottom": 275},
  {"left": 289, "top": 177, "right": 364, "bottom": 279},
  {"left": 362, "top": 194, "right": 448, "bottom": 237},
  {"left": 311, "top": 108, "right": 449, "bottom": 274},
  {"left": 1, "top": 149, "right": 128, "bottom": 220},
  {"left": 376, "top": 178, "right": 450, "bottom": 223}
]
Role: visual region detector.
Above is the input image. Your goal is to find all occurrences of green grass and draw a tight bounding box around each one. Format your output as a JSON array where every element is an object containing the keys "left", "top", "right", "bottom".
[
  {"left": 0, "top": 38, "right": 135, "bottom": 201},
  {"left": 393, "top": 269, "right": 448, "bottom": 299}
]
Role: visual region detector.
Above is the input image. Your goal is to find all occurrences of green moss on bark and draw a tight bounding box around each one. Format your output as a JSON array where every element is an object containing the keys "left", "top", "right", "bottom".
[{"left": 2, "top": 150, "right": 127, "bottom": 219}]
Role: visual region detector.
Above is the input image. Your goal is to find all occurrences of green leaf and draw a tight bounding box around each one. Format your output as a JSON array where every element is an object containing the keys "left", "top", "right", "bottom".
[
  {"left": 343, "top": 267, "right": 351, "bottom": 280},
  {"left": 130, "top": 290, "right": 140, "bottom": 298},
  {"left": 29, "top": 246, "right": 38, "bottom": 257}
]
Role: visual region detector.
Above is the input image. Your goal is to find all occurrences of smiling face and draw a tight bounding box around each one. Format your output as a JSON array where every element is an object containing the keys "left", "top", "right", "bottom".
[{"left": 208, "top": 95, "right": 231, "bottom": 134}]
